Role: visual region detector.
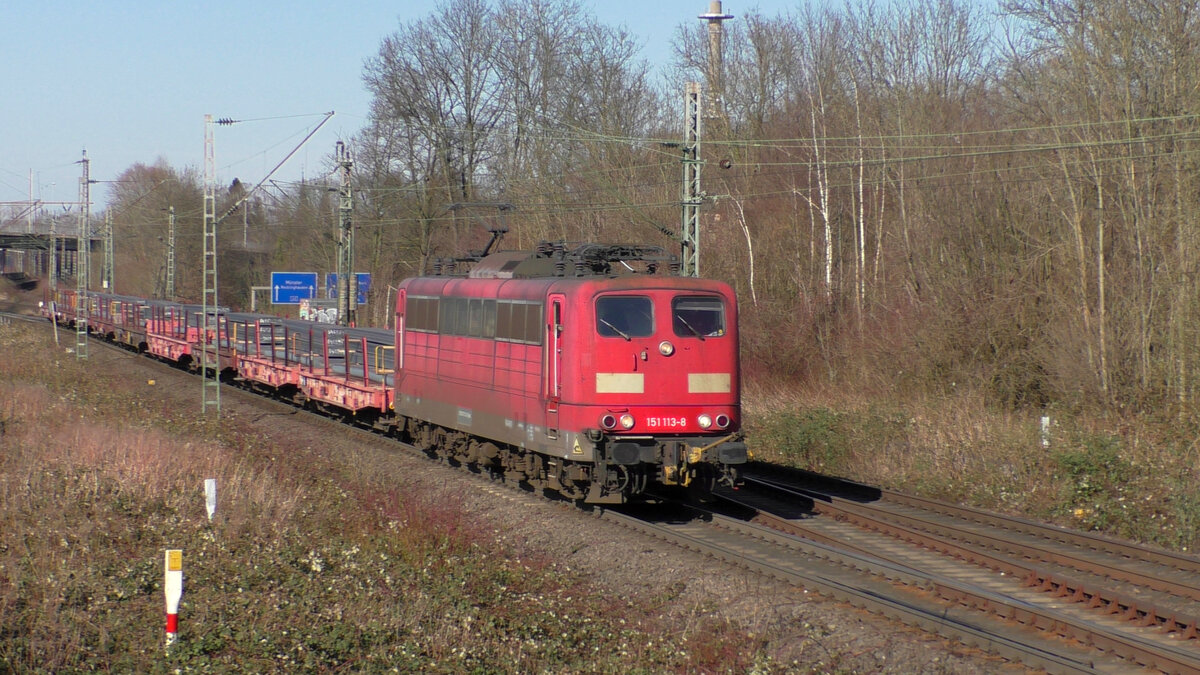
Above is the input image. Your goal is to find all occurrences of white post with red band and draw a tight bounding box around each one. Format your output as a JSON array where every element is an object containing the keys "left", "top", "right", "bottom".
[{"left": 164, "top": 549, "right": 183, "bottom": 647}]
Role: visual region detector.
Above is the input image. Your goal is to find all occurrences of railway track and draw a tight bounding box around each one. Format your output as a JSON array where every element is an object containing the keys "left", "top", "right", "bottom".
[
  {"left": 716, "top": 466, "right": 1200, "bottom": 673},
  {"left": 0, "top": 310, "right": 43, "bottom": 325},
  {"left": 12, "top": 311, "right": 1199, "bottom": 672}
]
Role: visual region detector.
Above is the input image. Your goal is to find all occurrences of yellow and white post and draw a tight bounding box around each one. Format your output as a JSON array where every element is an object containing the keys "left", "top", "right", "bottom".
[{"left": 164, "top": 549, "right": 183, "bottom": 647}]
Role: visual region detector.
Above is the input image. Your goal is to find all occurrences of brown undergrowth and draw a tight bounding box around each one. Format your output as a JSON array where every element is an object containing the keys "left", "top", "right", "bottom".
[{"left": 0, "top": 323, "right": 765, "bottom": 674}]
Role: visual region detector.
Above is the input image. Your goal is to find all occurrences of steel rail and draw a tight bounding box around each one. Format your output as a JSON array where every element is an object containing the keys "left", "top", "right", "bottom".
[
  {"left": 731, "top": 476, "right": 1200, "bottom": 673},
  {"left": 881, "top": 488, "right": 1200, "bottom": 574},
  {"left": 750, "top": 474, "right": 1200, "bottom": 606},
  {"left": 746, "top": 464, "right": 1200, "bottom": 574},
  {"left": 599, "top": 506, "right": 1110, "bottom": 674}
]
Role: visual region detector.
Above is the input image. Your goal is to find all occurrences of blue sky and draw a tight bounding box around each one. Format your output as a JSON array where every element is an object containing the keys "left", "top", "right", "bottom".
[{"left": 0, "top": 1, "right": 768, "bottom": 214}]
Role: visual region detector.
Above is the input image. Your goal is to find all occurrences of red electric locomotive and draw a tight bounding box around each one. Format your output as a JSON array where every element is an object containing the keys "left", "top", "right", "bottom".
[
  {"left": 40, "top": 237, "right": 747, "bottom": 505},
  {"left": 393, "top": 241, "right": 747, "bottom": 503}
]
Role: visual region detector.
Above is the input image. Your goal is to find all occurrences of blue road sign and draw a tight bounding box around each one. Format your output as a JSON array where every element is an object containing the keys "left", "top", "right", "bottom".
[
  {"left": 325, "top": 272, "right": 371, "bottom": 305},
  {"left": 271, "top": 272, "right": 318, "bottom": 304}
]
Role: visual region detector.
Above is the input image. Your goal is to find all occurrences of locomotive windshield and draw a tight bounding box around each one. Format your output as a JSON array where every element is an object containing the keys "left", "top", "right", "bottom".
[
  {"left": 672, "top": 296, "right": 725, "bottom": 338},
  {"left": 596, "top": 296, "right": 654, "bottom": 339}
]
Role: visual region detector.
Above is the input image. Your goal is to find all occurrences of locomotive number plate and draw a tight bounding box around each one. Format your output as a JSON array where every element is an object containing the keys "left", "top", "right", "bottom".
[{"left": 645, "top": 416, "right": 688, "bottom": 429}]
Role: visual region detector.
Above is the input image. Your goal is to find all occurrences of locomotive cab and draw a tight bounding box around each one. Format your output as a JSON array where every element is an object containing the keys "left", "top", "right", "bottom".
[{"left": 554, "top": 278, "right": 747, "bottom": 498}]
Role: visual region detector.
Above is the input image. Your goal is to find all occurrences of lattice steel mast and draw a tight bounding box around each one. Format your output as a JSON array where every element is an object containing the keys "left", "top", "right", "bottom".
[
  {"left": 336, "top": 141, "right": 356, "bottom": 326},
  {"left": 197, "top": 111, "right": 334, "bottom": 415},
  {"left": 102, "top": 211, "right": 114, "bottom": 291},
  {"left": 681, "top": 83, "right": 702, "bottom": 278},
  {"left": 75, "top": 150, "right": 90, "bottom": 359},
  {"left": 49, "top": 215, "right": 57, "bottom": 292},
  {"left": 166, "top": 205, "right": 176, "bottom": 299},
  {"left": 201, "top": 115, "right": 220, "bottom": 415}
]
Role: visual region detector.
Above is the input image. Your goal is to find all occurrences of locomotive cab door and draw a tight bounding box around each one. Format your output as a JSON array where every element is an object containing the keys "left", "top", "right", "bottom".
[
  {"left": 545, "top": 295, "right": 564, "bottom": 439},
  {"left": 394, "top": 289, "right": 406, "bottom": 383}
]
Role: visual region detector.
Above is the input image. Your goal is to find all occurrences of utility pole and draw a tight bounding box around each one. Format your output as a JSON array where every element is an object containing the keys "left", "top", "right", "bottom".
[
  {"left": 102, "top": 211, "right": 114, "bottom": 290},
  {"left": 76, "top": 150, "right": 91, "bottom": 359},
  {"left": 201, "top": 115, "right": 221, "bottom": 415},
  {"left": 698, "top": 1, "right": 734, "bottom": 126},
  {"left": 335, "top": 141, "right": 355, "bottom": 326},
  {"left": 681, "top": 82, "right": 703, "bottom": 278},
  {"left": 166, "top": 206, "right": 176, "bottom": 299}
]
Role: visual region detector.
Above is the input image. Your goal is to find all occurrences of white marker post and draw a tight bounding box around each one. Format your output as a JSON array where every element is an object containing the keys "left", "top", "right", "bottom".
[
  {"left": 164, "top": 549, "right": 183, "bottom": 648},
  {"left": 204, "top": 478, "right": 217, "bottom": 521}
]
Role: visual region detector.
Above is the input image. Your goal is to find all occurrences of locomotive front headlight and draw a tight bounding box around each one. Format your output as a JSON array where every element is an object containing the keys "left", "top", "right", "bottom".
[
  {"left": 619, "top": 414, "right": 636, "bottom": 430},
  {"left": 658, "top": 340, "right": 674, "bottom": 356},
  {"left": 698, "top": 414, "right": 713, "bottom": 429}
]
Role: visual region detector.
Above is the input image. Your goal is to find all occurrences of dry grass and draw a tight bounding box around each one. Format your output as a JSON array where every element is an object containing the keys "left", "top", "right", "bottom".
[
  {"left": 744, "top": 377, "right": 1200, "bottom": 552},
  {"left": 0, "top": 323, "right": 766, "bottom": 673}
]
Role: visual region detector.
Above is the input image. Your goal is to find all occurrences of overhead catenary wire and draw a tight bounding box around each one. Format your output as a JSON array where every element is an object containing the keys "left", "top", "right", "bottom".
[
  {"left": 103, "top": 133, "right": 1200, "bottom": 238},
  {"left": 82, "top": 108, "right": 1200, "bottom": 248}
]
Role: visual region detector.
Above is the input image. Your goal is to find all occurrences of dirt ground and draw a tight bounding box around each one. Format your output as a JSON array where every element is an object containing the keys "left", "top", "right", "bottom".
[{"left": 3, "top": 281, "right": 1030, "bottom": 673}]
